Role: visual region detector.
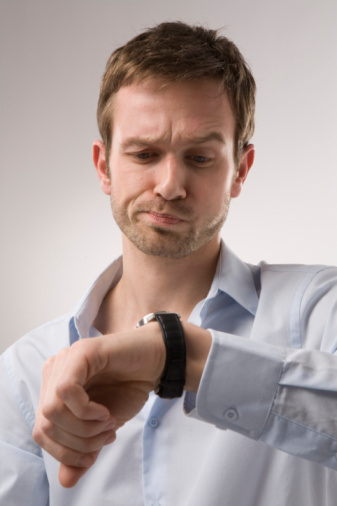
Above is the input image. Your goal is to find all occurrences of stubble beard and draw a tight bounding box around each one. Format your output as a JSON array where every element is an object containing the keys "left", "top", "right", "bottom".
[{"left": 110, "top": 194, "right": 231, "bottom": 259}]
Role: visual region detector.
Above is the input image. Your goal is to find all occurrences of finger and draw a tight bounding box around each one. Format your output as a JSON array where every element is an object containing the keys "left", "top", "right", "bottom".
[
  {"left": 54, "top": 340, "right": 111, "bottom": 421},
  {"left": 39, "top": 350, "right": 105, "bottom": 424},
  {"left": 35, "top": 428, "right": 100, "bottom": 469},
  {"left": 41, "top": 417, "right": 116, "bottom": 453},
  {"left": 42, "top": 399, "right": 116, "bottom": 438},
  {"left": 56, "top": 381, "right": 110, "bottom": 421}
]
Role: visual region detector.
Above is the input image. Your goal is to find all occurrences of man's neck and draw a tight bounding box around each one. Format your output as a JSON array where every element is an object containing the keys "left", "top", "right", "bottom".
[{"left": 94, "top": 236, "right": 221, "bottom": 334}]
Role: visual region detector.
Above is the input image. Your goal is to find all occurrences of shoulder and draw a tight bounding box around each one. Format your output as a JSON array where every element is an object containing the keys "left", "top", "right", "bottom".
[
  {"left": 253, "top": 262, "right": 337, "bottom": 350},
  {"left": 257, "top": 261, "right": 337, "bottom": 292},
  {"left": 256, "top": 261, "right": 337, "bottom": 319},
  {"left": 8, "top": 311, "right": 74, "bottom": 361}
]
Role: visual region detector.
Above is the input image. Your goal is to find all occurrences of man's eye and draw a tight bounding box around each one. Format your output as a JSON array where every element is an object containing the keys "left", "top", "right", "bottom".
[
  {"left": 187, "top": 155, "right": 211, "bottom": 164},
  {"left": 135, "top": 152, "right": 158, "bottom": 160}
]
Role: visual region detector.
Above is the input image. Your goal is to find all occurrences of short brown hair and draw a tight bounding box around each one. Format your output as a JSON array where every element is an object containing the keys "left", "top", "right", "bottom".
[{"left": 97, "top": 21, "right": 256, "bottom": 167}]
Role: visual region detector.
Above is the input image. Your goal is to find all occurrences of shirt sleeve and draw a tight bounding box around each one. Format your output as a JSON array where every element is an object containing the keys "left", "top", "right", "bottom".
[
  {"left": 0, "top": 350, "right": 49, "bottom": 505},
  {"left": 185, "top": 266, "right": 337, "bottom": 470}
]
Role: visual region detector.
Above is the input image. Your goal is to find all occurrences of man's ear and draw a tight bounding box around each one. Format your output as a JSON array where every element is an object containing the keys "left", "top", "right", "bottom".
[
  {"left": 230, "top": 144, "right": 255, "bottom": 198},
  {"left": 93, "top": 140, "right": 111, "bottom": 195}
]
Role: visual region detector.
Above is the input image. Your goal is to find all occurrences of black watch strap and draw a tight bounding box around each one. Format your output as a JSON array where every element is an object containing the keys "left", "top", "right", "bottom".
[{"left": 136, "top": 311, "right": 186, "bottom": 399}]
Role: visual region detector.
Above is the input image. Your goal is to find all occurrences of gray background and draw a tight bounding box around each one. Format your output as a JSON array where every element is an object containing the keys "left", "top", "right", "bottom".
[{"left": 1, "top": 0, "right": 337, "bottom": 353}]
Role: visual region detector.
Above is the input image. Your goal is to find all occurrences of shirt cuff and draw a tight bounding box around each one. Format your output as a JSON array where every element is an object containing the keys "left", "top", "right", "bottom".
[{"left": 187, "top": 330, "right": 284, "bottom": 439}]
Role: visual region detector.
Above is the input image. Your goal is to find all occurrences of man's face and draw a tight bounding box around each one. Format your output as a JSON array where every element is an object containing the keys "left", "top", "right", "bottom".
[{"left": 96, "top": 78, "right": 253, "bottom": 258}]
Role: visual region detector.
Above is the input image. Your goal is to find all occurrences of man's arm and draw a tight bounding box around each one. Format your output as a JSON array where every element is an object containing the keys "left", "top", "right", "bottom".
[
  {"left": 187, "top": 265, "right": 337, "bottom": 470},
  {"left": 33, "top": 264, "right": 337, "bottom": 486},
  {"left": 32, "top": 322, "right": 212, "bottom": 487}
]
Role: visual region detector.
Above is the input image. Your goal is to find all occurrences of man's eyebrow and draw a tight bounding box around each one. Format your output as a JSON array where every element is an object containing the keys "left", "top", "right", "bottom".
[
  {"left": 188, "top": 132, "right": 226, "bottom": 144},
  {"left": 121, "top": 132, "right": 226, "bottom": 150},
  {"left": 121, "top": 137, "right": 159, "bottom": 149}
]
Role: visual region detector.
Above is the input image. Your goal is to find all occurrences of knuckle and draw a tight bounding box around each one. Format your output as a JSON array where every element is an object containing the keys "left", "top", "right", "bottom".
[
  {"left": 39, "top": 417, "right": 55, "bottom": 438},
  {"left": 32, "top": 425, "right": 44, "bottom": 446},
  {"left": 32, "top": 415, "right": 57, "bottom": 448},
  {"left": 41, "top": 400, "right": 60, "bottom": 420},
  {"left": 71, "top": 339, "right": 89, "bottom": 356},
  {"left": 55, "top": 379, "right": 70, "bottom": 400},
  {"left": 71, "top": 338, "right": 98, "bottom": 364}
]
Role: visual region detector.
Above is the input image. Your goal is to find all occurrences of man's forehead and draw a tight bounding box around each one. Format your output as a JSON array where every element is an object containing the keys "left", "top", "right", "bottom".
[
  {"left": 110, "top": 78, "right": 235, "bottom": 148},
  {"left": 114, "top": 77, "right": 226, "bottom": 103},
  {"left": 113, "top": 79, "right": 233, "bottom": 121}
]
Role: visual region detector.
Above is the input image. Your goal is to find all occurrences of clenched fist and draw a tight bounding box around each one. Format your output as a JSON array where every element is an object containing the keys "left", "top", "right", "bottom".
[{"left": 33, "top": 324, "right": 165, "bottom": 487}]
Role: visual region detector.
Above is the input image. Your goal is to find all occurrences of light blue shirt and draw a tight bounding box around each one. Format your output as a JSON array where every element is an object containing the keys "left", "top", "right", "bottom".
[{"left": 2, "top": 242, "right": 337, "bottom": 505}]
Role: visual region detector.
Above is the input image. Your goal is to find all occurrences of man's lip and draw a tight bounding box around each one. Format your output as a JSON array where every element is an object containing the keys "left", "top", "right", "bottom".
[{"left": 145, "top": 211, "right": 187, "bottom": 225}]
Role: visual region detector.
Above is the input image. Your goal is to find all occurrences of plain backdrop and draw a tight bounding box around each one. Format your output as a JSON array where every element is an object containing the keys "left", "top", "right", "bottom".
[{"left": 1, "top": 0, "right": 337, "bottom": 353}]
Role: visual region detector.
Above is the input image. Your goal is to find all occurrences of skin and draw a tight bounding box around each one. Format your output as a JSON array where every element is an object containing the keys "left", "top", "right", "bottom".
[
  {"left": 33, "top": 78, "right": 255, "bottom": 488},
  {"left": 97, "top": 79, "right": 248, "bottom": 261}
]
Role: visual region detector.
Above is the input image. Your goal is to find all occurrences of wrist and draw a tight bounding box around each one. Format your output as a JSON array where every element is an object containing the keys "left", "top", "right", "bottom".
[
  {"left": 182, "top": 322, "right": 212, "bottom": 392},
  {"left": 134, "top": 323, "right": 166, "bottom": 387}
]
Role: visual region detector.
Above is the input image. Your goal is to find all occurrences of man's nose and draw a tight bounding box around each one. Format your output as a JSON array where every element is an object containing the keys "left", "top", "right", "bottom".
[{"left": 153, "top": 156, "right": 187, "bottom": 200}]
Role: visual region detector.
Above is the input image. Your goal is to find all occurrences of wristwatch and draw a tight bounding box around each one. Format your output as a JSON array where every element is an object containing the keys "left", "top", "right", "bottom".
[{"left": 136, "top": 311, "right": 186, "bottom": 398}]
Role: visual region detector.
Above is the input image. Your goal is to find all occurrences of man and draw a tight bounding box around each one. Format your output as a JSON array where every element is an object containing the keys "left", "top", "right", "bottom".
[{"left": 1, "top": 21, "right": 337, "bottom": 506}]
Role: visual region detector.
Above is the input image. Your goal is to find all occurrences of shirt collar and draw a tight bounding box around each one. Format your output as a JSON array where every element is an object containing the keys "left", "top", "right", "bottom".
[
  {"left": 208, "top": 240, "right": 259, "bottom": 316},
  {"left": 72, "top": 257, "right": 123, "bottom": 340},
  {"left": 71, "top": 240, "right": 259, "bottom": 340}
]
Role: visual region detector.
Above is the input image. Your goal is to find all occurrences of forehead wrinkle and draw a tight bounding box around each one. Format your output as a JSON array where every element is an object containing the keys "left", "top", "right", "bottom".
[{"left": 121, "top": 130, "right": 227, "bottom": 151}]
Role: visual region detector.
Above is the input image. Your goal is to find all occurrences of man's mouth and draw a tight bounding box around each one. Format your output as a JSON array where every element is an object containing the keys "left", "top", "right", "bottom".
[{"left": 145, "top": 211, "right": 186, "bottom": 226}]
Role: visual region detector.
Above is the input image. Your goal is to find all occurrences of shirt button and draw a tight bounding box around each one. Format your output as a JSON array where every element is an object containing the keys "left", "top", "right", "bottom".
[
  {"left": 223, "top": 407, "right": 239, "bottom": 422},
  {"left": 149, "top": 417, "right": 160, "bottom": 428}
]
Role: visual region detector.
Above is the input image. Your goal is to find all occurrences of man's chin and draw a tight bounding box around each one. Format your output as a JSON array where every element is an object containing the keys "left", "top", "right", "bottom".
[
  {"left": 125, "top": 229, "right": 193, "bottom": 259},
  {"left": 131, "top": 230, "right": 215, "bottom": 259},
  {"left": 135, "top": 240, "right": 194, "bottom": 259}
]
